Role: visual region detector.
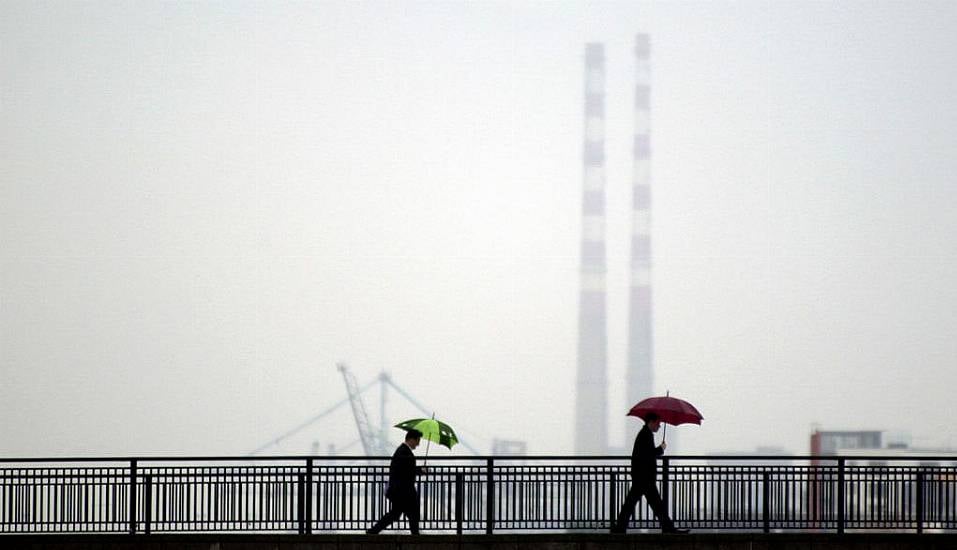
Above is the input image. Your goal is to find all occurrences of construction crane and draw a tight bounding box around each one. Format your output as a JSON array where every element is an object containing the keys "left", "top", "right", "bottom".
[
  {"left": 337, "top": 362, "right": 390, "bottom": 456},
  {"left": 249, "top": 364, "right": 484, "bottom": 456}
]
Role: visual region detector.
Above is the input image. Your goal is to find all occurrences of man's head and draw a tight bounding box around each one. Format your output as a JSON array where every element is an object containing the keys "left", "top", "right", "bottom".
[
  {"left": 405, "top": 429, "right": 423, "bottom": 449},
  {"left": 645, "top": 413, "right": 661, "bottom": 433}
]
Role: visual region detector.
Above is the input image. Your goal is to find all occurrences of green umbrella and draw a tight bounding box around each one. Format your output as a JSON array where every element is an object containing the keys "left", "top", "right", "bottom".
[{"left": 394, "top": 415, "right": 458, "bottom": 463}]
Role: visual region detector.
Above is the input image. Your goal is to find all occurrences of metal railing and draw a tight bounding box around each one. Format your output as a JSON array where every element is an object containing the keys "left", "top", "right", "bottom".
[{"left": 1, "top": 455, "right": 954, "bottom": 534}]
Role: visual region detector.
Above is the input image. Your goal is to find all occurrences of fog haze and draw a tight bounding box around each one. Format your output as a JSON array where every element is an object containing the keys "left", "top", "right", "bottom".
[{"left": 3, "top": 1, "right": 957, "bottom": 457}]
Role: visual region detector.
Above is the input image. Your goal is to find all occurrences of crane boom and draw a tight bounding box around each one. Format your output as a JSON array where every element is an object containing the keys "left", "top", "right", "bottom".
[{"left": 337, "top": 362, "right": 387, "bottom": 455}]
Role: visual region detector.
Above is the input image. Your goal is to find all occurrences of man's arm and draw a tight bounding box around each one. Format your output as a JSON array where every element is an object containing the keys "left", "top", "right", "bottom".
[{"left": 638, "top": 428, "right": 657, "bottom": 456}]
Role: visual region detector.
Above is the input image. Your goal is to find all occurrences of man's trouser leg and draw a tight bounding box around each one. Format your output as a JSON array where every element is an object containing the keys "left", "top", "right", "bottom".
[
  {"left": 641, "top": 483, "right": 675, "bottom": 531},
  {"left": 614, "top": 482, "right": 643, "bottom": 530},
  {"left": 368, "top": 499, "right": 403, "bottom": 533},
  {"left": 406, "top": 493, "right": 421, "bottom": 535}
]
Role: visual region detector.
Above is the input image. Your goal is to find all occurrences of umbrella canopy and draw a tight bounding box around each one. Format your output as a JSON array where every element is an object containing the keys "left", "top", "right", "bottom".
[
  {"left": 627, "top": 395, "right": 703, "bottom": 427},
  {"left": 394, "top": 417, "right": 459, "bottom": 450}
]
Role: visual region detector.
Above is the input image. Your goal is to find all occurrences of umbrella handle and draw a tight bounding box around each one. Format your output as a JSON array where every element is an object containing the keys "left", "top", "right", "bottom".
[
  {"left": 424, "top": 438, "right": 431, "bottom": 470},
  {"left": 663, "top": 389, "right": 669, "bottom": 444},
  {"left": 424, "top": 411, "right": 434, "bottom": 470}
]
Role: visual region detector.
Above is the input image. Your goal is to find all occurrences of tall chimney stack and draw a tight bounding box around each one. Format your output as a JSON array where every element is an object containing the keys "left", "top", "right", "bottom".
[
  {"left": 575, "top": 43, "right": 609, "bottom": 455},
  {"left": 625, "top": 33, "right": 654, "bottom": 443}
]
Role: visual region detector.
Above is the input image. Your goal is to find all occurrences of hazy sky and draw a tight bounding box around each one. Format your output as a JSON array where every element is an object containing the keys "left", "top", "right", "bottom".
[{"left": 3, "top": 0, "right": 957, "bottom": 458}]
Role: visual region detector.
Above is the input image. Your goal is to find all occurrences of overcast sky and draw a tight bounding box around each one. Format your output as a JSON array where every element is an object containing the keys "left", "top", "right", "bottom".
[{"left": 3, "top": 0, "right": 957, "bottom": 458}]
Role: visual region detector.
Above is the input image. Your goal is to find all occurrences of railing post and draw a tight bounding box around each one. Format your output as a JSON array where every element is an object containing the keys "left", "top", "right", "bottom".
[
  {"left": 916, "top": 469, "right": 924, "bottom": 534},
  {"left": 661, "top": 458, "right": 670, "bottom": 515},
  {"left": 297, "top": 473, "right": 306, "bottom": 535},
  {"left": 762, "top": 470, "right": 770, "bottom": 533},
  {"left": 455, "top": 472, "right": 464, "bottom": 535},
  {"left": 144, "top": 475, "right": 152, "bottom": 535},
  {"left": 609, "top": 472, "right": 618, "bottom": 529},
  {"left": 485, "top": 458, "right": 494, "bottom": 535},
  {"left": 129, "top": 459, "right": 138, "bottom": 535},
  {"left": 305, "top": 458, "right": 314, "bottom": 535},
  {"left": 837, "top": 458, "right": 845, "bottom": 534}
]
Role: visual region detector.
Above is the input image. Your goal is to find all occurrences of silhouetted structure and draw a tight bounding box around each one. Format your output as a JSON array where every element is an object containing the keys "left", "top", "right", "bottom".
[
  {"left": 249, "top": 368, "right": 481, "bottom": 456},
  {"left": 2, "top": 455, "right": 953, "bottom": 534},
  {"left": 625, "top": 33, "right": 656, "bottom": 449},
  {"left": 575, "top": 43, "right": 609, "bottom": 455}
]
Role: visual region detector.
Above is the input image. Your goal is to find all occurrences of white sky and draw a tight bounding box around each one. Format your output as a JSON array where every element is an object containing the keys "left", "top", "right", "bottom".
[{"left": 2, "top": 0, "right": 957, "bottom": 458}]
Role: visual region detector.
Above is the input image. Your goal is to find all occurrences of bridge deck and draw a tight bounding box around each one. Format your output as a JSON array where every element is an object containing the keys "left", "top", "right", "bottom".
[{"left": 2, "top": 533, "right": 956, "bottom": 550}]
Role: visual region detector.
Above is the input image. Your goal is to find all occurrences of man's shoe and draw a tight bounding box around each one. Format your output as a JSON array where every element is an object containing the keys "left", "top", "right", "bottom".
[
  {"left": 365, "top": 529, "right": 378, "bottom": 535},
  {"left": 609, "top": 525, "right": 626, "bottom": 534},
  {"left": 662, "top": 527, "right": 689, "bottom": 534}
]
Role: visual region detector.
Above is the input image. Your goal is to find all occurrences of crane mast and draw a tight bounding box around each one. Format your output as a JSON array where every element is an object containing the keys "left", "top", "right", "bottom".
[{"left": 336, "top": 362, "right": 387, "bottom": 455}]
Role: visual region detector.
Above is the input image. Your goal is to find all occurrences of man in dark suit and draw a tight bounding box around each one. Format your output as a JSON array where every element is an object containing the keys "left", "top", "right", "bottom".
[
  {"left": 611, "top": 413, "right": 688, "bottom": 533},
  {"left": 366, "top": 429, "right": 426, "bottom": 535}
]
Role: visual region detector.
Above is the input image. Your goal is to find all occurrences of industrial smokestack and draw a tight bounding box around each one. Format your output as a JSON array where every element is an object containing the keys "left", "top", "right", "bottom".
[
  {"left": 625, "top": 33, "right": 654, "bottom": 445},
  {"left": 574, "top": 43, "right": 609, "bottom": 455}
]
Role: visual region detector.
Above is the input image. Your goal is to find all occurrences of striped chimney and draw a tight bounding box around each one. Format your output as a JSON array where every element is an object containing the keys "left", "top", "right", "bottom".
[
  {"left": 575, "top": 43, "right": 608, "bottom": 455},
  {"left": 626, "top": 33, "right": 654, "bottom": 444}
]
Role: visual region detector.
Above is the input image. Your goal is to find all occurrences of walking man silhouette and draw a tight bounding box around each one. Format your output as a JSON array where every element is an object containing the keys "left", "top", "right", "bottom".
[
  {"left": 611, "top": 413, "right": 688, "bottom": 534},
  {"left": 367, "top": 429, "right": 426, "bottom": 535}
]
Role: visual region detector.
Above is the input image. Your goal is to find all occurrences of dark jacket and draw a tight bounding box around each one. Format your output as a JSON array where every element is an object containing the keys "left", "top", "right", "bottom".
[
  {"left": 629, "top": 424, "right": 664, "bottom": 482},
  {"left": 386, "top": 443, "right": 422, "bottom": 500}
]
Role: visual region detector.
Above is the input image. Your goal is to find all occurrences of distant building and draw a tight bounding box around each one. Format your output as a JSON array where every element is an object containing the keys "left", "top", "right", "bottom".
[
  {"left": 810, "top": 428, "right": 957, "bottom": 459},
  {"left": 491, "top": 439, "right": 528, "bottom": 456},
  {"left": 810, "top": 429, "right": 882, "bottom": 456}
]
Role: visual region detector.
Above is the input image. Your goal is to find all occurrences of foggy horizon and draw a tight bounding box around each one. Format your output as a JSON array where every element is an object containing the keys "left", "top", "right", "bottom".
[{"left": 3, "top": 1, "right": 957, "bottom": 459}]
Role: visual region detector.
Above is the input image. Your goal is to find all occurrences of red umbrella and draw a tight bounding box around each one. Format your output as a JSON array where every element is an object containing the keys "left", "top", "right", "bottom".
[{"left": 627, "top": 392, "right": 703, "bottom": 441}]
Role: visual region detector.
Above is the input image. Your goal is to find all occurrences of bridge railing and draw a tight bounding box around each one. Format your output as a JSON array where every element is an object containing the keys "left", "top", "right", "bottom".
[{"left": 0, "top": 456, "right": 954, "bottom": 534}]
